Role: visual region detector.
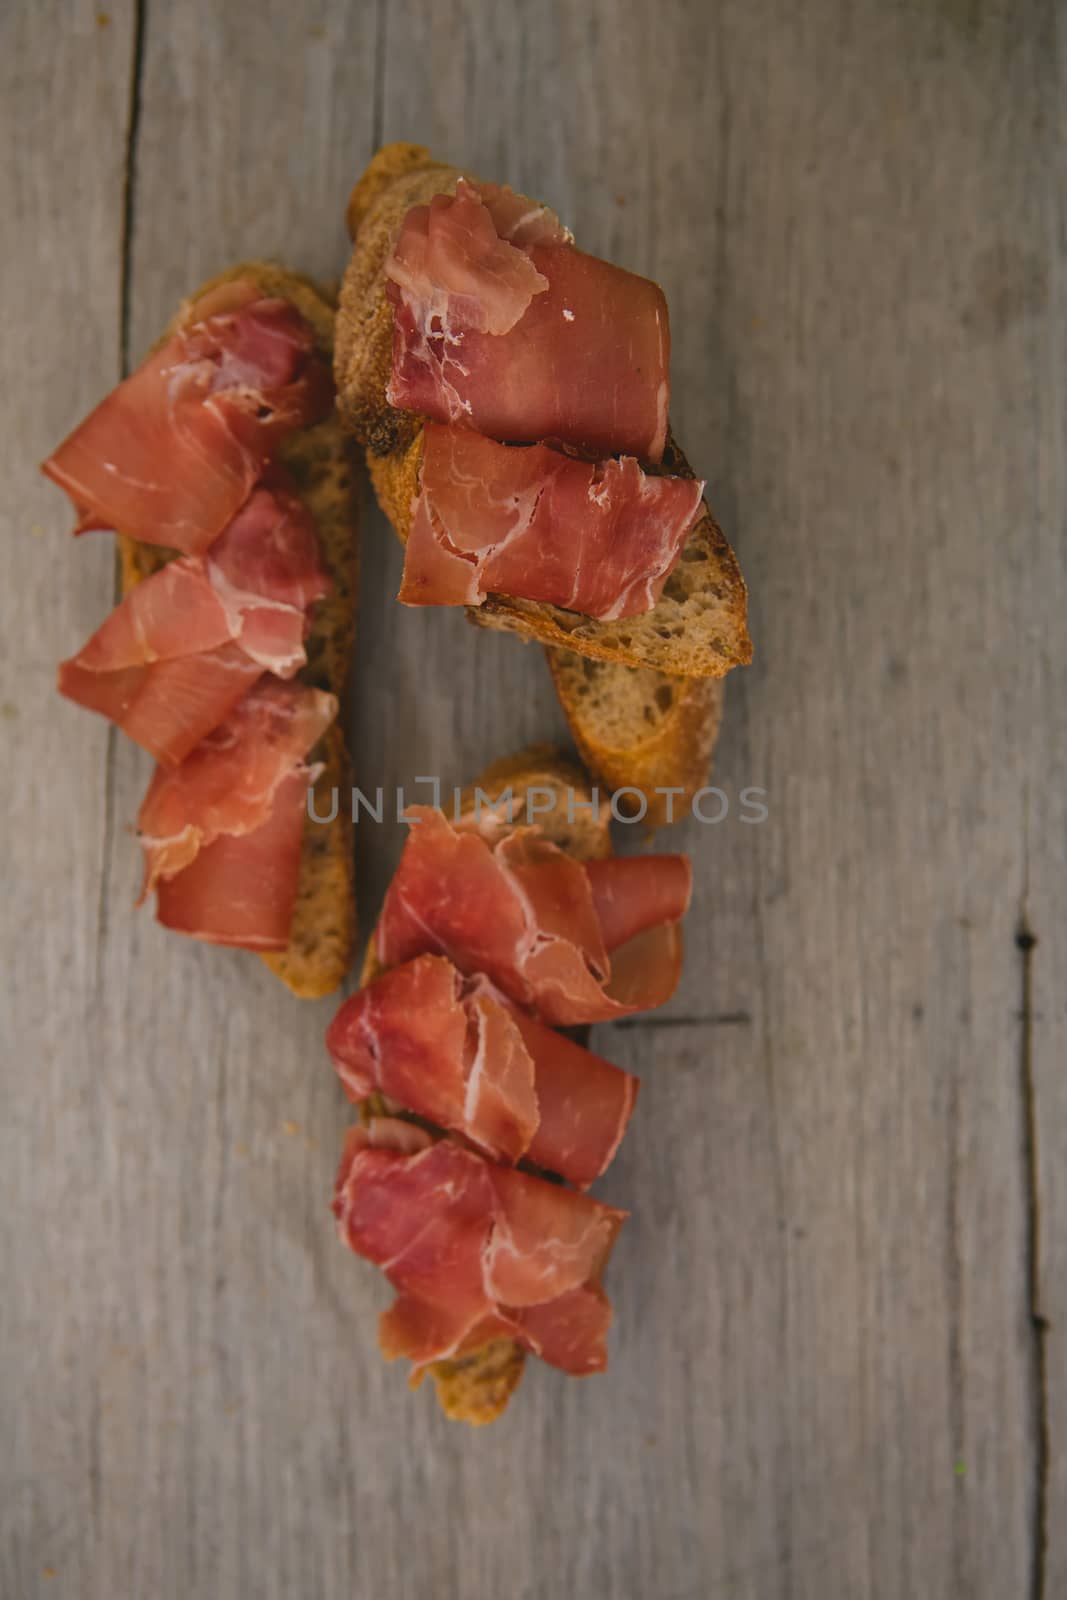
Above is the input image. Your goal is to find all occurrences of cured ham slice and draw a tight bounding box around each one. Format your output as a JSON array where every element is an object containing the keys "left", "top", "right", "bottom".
[
  {"left": 327, "top": 955, "right": 536, "bottom": 1165},
  {"left": 386, "top": 179, "right": 669, "bottom": 462},
  {"left": 377, "top": 808, "right": 690, "bottom": 1026},
  {"left": 155, "top": 768, "right": 309, "bottom": 948},
  {"left": 42, "top": 283, "right": 331, "bottom": 554},
  {"left": 60, "top": 645, "right": 264, "bottom": 772},
  {"left": 326, "top": 954, "right": 637, "bottom": 1187},
  {"left": 398, "top": 425, "right": 703, "bottom": 619},
  {"left": 584, "top": 854, "right": 695, "bottom": 953},
  {"left": 386, "top": 178, "right": 568, "bottom": 341},
  {"left": 333, "top": 1123, "right": 625, "bottom": 1375},
  {"left": 501, "top": 1000, "right": 637, "bottom": 1186},
  {"left": 57, "top": 478, "right": 331, "bottom": 765},
  {"left": 138, "top": 679, "right": 335, "bottom": 948}
]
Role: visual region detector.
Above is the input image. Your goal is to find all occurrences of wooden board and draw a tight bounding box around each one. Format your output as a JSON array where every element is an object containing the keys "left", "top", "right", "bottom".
[{"left": 2, "top": 1, "right": 1063, "bottom": 1596}]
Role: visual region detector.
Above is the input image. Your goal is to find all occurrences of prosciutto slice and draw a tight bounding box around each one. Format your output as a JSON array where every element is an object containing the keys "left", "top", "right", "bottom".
[
  {"left": 42, "top": 281, "right": 331, "bottom": 555},
  {"left": 154, "top": 768, "right": 311, "bottom": 949},
  {"left": 138, "top": 679, "right": 335, "bottom": 948},
  {"left": 57, "top": 477, "right": 331, "bottom": 765},
  {"left": 386, "top": 178, "right": 669, "bottom": 462},
  {"left": 398, "top": 424, "right": 703, "bottom": 618},
  {"left": 377, "top": 808, "right": 691, "bottom": 1026},
  {"left": 326, "top": 954, "right": 638, "bottom": 1187},
  {"left": 333, "top": 1122, "right": 625, "bottom": 1375}
]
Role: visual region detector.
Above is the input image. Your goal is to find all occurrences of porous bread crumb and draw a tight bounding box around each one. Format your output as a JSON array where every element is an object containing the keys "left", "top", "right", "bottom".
[{"left": 545, "top": 649, "right": 724, "bottom": 830}]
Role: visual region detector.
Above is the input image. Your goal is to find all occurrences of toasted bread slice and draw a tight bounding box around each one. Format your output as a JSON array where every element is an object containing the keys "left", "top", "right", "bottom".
[
  {"left": 119, "top": 263, "right": 360, "bottom": 999},
  {"left": 357, "top": 745, "right": 610, "bottom": 1425},
  {"left": 335, "top": 142, "right": 751, "bottom": 680},
  {"left": 546, "top": 649, "right": 724, "bottom": 830}
]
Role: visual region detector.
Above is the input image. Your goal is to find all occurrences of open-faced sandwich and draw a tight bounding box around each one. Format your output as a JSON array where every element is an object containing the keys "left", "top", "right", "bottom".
[
  {"left": 326, "top": 746, "right": 691, "bottom": 1423},
  {"left": 335, "top": 143, "right": 751, "bottom": 825},
  {"left": 42, "top": 264, "right": 360, "bottom": 996}
]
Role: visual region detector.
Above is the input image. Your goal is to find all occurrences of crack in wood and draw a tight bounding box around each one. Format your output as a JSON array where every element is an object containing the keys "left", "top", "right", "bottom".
[
  {"left": 610, "top": 1010, "right": 753, "bottom": 1032},
  {"left": 1017, "top": 911, "right": 1048, "bottom": 1600},
  {"left": 119, "top": 0, "right": 147, "bottom": 378},
  {"left": 371, "top": 0, "right": 387, "bottom": 151},
  {"left": 945, "top": 983, "right": 966, "bottom": 1593}
]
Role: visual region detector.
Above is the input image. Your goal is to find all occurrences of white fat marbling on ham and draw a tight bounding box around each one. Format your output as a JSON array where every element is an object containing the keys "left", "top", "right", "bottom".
[
  {"left": 327, "top": 954, "right": 638, "bottom": 1187},
  {"left": 332, "top": 1130, "right": 625, "bottom": 1374},
  {"left": 398, "top": 425, "right": 703, "bottom": 621},
  {"left": 137, "top": 679, "right": 335, "bottom": 949},
  {"left": 385, "top": 180, "right": 671, "bottom": 462},
  {"left": 377, "top": 807, "right": 690, "bottom": 1026},
  {"left": 43, "top": 284, "right": 331, "bottom": 554},
  {"left": 57, "top": 476, "right": 331, "bottom": 765}
]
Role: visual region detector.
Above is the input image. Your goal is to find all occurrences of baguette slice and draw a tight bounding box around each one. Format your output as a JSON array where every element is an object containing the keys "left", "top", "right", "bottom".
[
  {"left": 336, "top": 142, "right": 751, "bottom": 680},
  {"left": 546, "top": 649, "right": 724, "bottom": 831},
  {"left": 120, "top": 263, "right": 360, "bottom": 998},
  {"left": 358, "top": 745, "right": 610, "bottom": 1426}
]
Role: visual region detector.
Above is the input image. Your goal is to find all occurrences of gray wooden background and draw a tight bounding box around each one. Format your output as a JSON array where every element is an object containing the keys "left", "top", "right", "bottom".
[{"left": 2, "top": 2, "right": 1064, "bottom": 1596}]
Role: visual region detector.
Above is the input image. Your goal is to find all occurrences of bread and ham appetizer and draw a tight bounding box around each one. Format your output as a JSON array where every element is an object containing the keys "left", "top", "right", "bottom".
[
  {"left": 336, "top": 143, "right": 751, "bottom": 824},
  {"left": 398, "top": 425, "right": 704, "bottom": 620},
  {"left": 340, "top": 155, "right": 722, "bottom": 634},
  {"left": 334, "top": 1120, "right": 626, "bottom": 1380},
  {"left": 42, "top": 265, "right": 359, "bottom": 997},
  {"left": 375, "top": 806, "right": 690, "bottom": 1024},
  {"left": 326, "top": 750, "right": 689, "bottom": 1424},
  {"left": 44, "top": 280, "right": 331, "bottom": 554},
  {"left": 137, "top": 680, "right": 337, "bottom": 950},
  {"left": 57, "top": 476, "right": 332, "bottom": 765}
]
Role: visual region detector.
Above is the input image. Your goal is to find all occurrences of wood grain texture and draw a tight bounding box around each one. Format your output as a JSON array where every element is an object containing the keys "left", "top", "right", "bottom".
[
  {"left": 1, "top": 5, "right": 136, "bottom": 1598},
  {"left": 1024, "top": 9, "right": 1067, "bottom": 1587},
  {"left": 2, "top": 0, "right": 1063, "bottom": 1597}
]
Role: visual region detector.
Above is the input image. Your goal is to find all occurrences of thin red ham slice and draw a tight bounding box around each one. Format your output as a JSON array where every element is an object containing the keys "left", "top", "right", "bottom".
[
  {"left": 584, "top": 854, "right": 695, "bottom": 953},
  {"left": 326, "top": 954, "right": 637, "bottom": 1187},
  {"left": 499, "top": 999, "right": 637, "bottom": 1186},
  {"left": 386, "top": 179, "right": 669, "bottom": 463},
  {"left": 386, "top": 178, "right": 566, "bottom": 341},
  {"left": 57, "top": 477, "right": 331, "bottom": 765},
  {"left": 398, "top": 425, "right": 703, "bottom": 619},
  {"left": 42, "top": 282, "right": 331, "bottom": 555},
  {"left": 377, "top": 808, "right": 690, "bottom": 1026},
  {"left": 333, "top": 1123, "right": 625, "bottom": 1375},
  {"left": 155, "top": 768, "right": 309, "bottom": 949},
  {"left": 138, "top": 679, "right": 335, "bottom": 948},
  {"left": 60, "top": 644, "right": 264, "bottom": 772}
]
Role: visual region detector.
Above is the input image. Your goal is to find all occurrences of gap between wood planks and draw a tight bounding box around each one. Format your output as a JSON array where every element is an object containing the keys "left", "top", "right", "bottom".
[
  {"left": 94, "top": 0, "right": 147, "bottom": 984},
  {"left": 371, "top": 0, "right": 387, "bottom": 151},
  {"left": 612, "top": 1011, "right": 752, "bottom": 1032}
]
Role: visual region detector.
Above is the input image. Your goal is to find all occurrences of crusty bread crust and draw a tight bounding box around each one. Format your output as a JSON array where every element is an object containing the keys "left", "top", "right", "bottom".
[
  {"left": 119, "top": 262, "right": 360, "bottom": 998},
  {"left": 337, "top": 144, "right": 462, "bottom": 457},
  {"left": 357, "top": 745, "right": 610, "bottom": 1425},
  {"left": 546, "top": 649, "right": 725, "bottom": 831},
  {"left": 335, "top": 143, "right": 751, "bottom": 680}
]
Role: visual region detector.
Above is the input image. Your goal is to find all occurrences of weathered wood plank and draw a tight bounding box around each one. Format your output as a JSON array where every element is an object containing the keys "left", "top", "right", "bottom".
[
  {"left": 364, "top": 2, "right": 1056, "bottom": 1597},
  {"left": 76, "top": 7, "right": 382, "bottom": 1599},
  {"left": 2, "top": 0, "right": 1064, "bottom": 1597},
  {"left": 1026, "top": 10, "right": 1067, "bottom": 1585},
  {"left": 0, "top": 4, "right": 135, "bottom": 1597}
]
